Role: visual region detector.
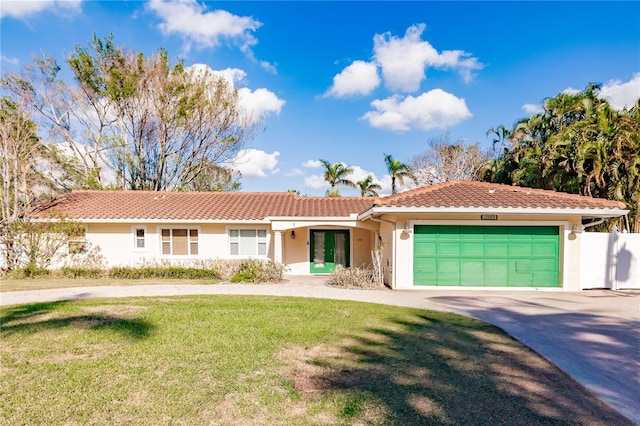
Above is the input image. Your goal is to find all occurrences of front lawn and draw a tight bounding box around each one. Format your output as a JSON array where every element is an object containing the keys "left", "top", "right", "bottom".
[
  {"left": 0, "top": 277, "right": 218, "bottom": 293},
  {"left": 0, "top": 296, "right": 630, "bottom": 425}
]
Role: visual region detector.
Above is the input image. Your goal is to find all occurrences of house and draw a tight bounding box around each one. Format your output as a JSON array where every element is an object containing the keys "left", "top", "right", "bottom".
[{"left": 28, "top": 181, "right": 628, "bottom": 291}]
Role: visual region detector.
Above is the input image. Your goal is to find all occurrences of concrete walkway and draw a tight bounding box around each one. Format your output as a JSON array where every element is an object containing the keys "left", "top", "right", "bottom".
[{"left": 1, "top": 276, "right": 638, "bottom": 424}]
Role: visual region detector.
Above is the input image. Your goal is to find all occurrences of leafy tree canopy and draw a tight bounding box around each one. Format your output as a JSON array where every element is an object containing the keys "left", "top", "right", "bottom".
[{"left": 480, "top": 83, "right": 640, "bottom": 232}]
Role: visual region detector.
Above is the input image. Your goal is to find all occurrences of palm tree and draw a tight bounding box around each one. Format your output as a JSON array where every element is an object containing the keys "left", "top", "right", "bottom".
[
  {"left": 486, "top": 125, "right": 511, "bottom": 156},
  {"left": 319, "top": 159, "right": 356, "bottom": 197},
  {"left": 384, "top": 153, "right": 415, "bottom": 194},
  {"left": 357, "top": 175, "right": 381, "bottom": 197}
]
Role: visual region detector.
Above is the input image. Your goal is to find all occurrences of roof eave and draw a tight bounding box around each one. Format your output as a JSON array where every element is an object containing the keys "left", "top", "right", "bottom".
[
  {"left": 358, "top": 206, "right": 629, "bottom": 220},
  {"left": 30, "top": 218, "right": 273, "bottom": 224}
]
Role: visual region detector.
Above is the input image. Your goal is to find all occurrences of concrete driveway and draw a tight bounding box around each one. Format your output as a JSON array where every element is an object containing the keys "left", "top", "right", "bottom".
[
  {"left": 418, "top": 290, "right": 640, "bottom": 425},
  {"left": 1, "top": 279, "right": 638, "bottom": 423}
]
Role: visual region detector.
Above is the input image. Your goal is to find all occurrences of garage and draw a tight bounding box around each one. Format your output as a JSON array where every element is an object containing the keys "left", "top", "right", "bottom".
[{"left": 413, "top": 225, "right": 560, "bottom": 287}]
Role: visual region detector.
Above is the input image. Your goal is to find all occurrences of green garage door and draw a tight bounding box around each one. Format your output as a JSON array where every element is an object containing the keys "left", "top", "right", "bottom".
[{"left": 414, "top": 225, "right": 559, "bottom": 287}]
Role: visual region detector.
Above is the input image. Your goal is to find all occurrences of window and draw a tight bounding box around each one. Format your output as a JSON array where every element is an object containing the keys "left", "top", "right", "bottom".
[
  {"left": 135, "top": 228, "right": 145, "bottom": 249},
  {"left": 68, "top": 239, "right": 87, "bottom": 255},
  {"left": 161, "top": 228, "right": 199, "bottom": 256},
  {"left": 67, "top": 226, "right": 86, "bottom": 255},
  {"left": 229, "top": 229, "right": 267, "bottom": 256}
]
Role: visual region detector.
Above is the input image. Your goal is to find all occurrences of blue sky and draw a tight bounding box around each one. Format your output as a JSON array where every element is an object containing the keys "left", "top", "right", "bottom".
[{"left": 2, "top": 1, "right": 639, "bottom": 196}]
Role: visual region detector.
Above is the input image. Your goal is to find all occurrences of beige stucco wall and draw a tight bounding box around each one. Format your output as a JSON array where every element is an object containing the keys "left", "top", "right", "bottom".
[
  {"left": 86, "top": 222, "right": 273, "bottom": 267},
  {"left": 371, "top": 213, "right": 583, "bottom": 290},
  {"left": 281, "top": 225, "right": 376, "bottom": 275},
  {"left": 85, "top": 221, "right": 376, "bottom": 274},
  {"left": 82, "top": 213, "right": 586, "bottom": 290}
]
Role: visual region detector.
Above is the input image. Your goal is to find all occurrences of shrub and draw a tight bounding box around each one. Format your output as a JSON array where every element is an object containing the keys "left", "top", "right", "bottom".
[
  {"left": 6, "top": 263, "right": 51, "bottom": 279},
  {"left": 229, "top": 259, "right": 287, "bottom": 283},
  {"left": 206, "top": 259, "right": 241, "bottom": 281},
  {"left": 60, "top": 267, "right": 105, "bottom": 279},
  {"left": 23, "top": 263, "right": 50, "bottom": 278},
  {"left": 328, "top": 266, "right": 384, "bottom": 289},
  {"left": 108, "top": 266, "right": 219, "bottom": 280}
]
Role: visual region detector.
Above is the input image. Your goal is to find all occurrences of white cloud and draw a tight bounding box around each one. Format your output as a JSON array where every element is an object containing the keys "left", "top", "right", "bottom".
[
  {"left": 562, "top": 87, "right": 580, "bottom": 95},
  {"left": 304, "top": 174, "right": 328, "bottom": 190},
  {"left": 209, "top": 67, "right": 247, "bottom": 85},
  {"left": 522, "top": 103, "right": 543, "bottom": 114},
  {"left": 346, "top": 165, "right": 374, "bottom": 184},
  {"left": 361, "top": 89, "right": 472, "bottom": 132},
  {"left": 188, "top": 65, "right": 285, "bottom": 120},
  {"left": 326, "top": 60, "right": 380, "bottom": 97},
  {"left": 599, "top": 73, "right": 640, "bottom": 110},
  {"left": 283, "top": 168, "right": 304, "bottom": 177},
  {"left": 376, "top": 175, "right": 394, "bottom": 196},
  {"left": 0, "top": 55, "right": 20, "bottom": 66},
  {"left": 230, "top": 149, "right": 279, "bottom": 178},
  {"left": 1, "top": 0, "right": 82, "bottom": 19},
  {"left": 373, "top": 23, "right": 482, "bottom": 92},
  {"left": 302, "top": 160, "right": 323, "bottom": 168},
  {"left": 237, "top": 87, "right": 286, "bottom": 118},
  {"left": 147, "top": 0, "right": 273, "bottom": 70}
]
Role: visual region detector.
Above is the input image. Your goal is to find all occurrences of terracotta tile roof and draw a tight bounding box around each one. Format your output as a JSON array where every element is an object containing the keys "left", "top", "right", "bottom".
[
  {"left": 374, "top": 180, "right": 627, "bottom": 210},
  {"left": 29, "top": 190, "right": 376, "bottom": 220},
  {"left": 29, "top": 181, "right": 626, "bottom": 222}
]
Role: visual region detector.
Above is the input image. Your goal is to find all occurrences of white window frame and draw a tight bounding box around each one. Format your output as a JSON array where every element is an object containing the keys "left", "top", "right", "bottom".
[
  {"left": 226, "top": 227, "right": 269, "bottom": 258},
  {"left": 132, "top": 226, "right": 147, "bottom": 251},
  {"left": 159, "top": 227, "right": 200, "bottom": 257}
]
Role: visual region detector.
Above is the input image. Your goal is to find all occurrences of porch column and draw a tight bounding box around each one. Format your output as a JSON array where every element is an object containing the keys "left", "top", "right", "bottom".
[{"left": 273, "top": 230, "right": 283, "bottom": 264}]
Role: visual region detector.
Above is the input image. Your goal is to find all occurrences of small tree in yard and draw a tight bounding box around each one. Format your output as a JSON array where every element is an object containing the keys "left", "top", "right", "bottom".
[
  {"left": 0, "top": 92, "right": 77, "bottom": 270},
  {"left": 10, "top": 217, "right": 85, "bottom": 270}
]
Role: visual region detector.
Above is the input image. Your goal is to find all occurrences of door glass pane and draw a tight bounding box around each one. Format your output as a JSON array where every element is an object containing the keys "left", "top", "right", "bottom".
[
  {"left": 173, "top": 229, "right": 188, "bottom": 255},
  {"left": 314, "top": 232, "right": 325, "bottom": 267},
  {"left": 334, "top": 233, "right": 346, "bottom": 266}
]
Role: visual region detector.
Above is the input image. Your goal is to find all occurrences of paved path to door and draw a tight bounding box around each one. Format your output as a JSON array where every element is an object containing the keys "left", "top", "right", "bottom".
[{"left": 2, "top": 276, "right": 638, "bottom": 424}]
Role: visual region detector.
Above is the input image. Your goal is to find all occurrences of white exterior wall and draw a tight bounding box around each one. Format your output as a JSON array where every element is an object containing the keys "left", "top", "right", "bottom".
[
  {"left": 580, "top": 230, "right": 640, "bottom": 289},
  {"left": 388, "top": 216, "right": 583, "bottom": 291},
  {"left": 86, "top": 222, "right": 272, "bottom": 267}
]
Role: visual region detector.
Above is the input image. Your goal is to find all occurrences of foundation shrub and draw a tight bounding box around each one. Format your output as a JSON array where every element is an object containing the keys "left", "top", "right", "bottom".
[
  {"left": 229, "top": 259, "right": 287, "bottom": 283},
  {"left": 328, "top": 266, "right": 383, "bottom": 289},
  {"left": 108, "top": 266, "right": 219, "bottom": 280},
  {"left": 60, "top": 267, "right": 106, "bottom": 279}
]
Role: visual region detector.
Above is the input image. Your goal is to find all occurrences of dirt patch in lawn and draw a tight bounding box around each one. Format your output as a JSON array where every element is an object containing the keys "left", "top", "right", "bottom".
[{"left": 278, "top": 325, "right": 634, "bottom": 425}]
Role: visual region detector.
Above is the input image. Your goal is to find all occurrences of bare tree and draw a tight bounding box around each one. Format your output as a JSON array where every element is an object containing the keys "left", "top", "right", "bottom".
[
  {"left": 4, "top": 34, "right": 253, "bottom": 191},
  {"left": 411, "top": 135, "right": 490, "bottom": 186},
  {"left": 0, "top": 94, "right": 77, "bottom": 269}
]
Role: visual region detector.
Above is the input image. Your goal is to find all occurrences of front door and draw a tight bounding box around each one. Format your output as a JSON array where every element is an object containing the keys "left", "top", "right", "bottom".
[{"left": 310, "top": 230, "right": 350, "bottom": 274}]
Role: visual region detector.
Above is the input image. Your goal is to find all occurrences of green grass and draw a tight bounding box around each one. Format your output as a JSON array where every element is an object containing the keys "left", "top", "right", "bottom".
[{"left": 0, "top": 296, "right": 631, "bottom": 425}]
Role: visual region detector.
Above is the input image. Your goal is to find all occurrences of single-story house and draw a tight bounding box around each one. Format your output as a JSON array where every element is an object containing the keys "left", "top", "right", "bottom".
[{"left": 28, "top": 180, "right": 628, "bottom": 291}]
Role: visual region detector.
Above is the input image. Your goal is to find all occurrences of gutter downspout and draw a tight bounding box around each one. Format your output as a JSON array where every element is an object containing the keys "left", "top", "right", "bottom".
[
  {"left": 582, "top": 218, "right": 605, "bottom": 230},
  {"left": 367, "top": 216, "right": 397, "bottom": 289}
]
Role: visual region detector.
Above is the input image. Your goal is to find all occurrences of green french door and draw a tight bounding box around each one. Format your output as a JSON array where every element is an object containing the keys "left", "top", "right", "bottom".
[
  {"left": 414, "top": 225, "right": 560, "bottom": 287},
  {"left": 310, "top": 230, "right": 350, "bottom": 274}
]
